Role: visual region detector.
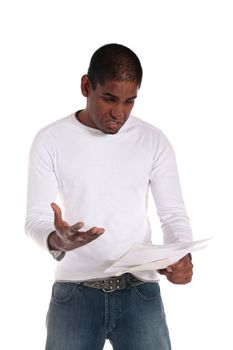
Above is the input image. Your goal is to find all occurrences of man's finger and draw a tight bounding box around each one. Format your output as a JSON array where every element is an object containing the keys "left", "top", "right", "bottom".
[
  {"left": 78, "top": 227, "right": 105, "bottom": 239},
  {"left": 167, "top": 255, "right": 191, "bottom": 271},
  {"left": 90, "top": 227, "right": 105, "bottom": 235},
  {"left": 70, "top": 222, "right": 85, "bottom": 232}
]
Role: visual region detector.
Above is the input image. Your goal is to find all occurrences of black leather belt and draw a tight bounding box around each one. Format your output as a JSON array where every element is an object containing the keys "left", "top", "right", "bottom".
[{"left": 81, "top": 273, "right": 143, "bottom": 293}]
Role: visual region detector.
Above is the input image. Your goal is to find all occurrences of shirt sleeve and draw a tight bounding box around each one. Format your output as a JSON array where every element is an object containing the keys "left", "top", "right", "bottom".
[
  {"left": 149, "top": 131, "right": 193, "bottom": 244},
  {"left": 25, "top": 130, "right": 65, "bottom": 260}
]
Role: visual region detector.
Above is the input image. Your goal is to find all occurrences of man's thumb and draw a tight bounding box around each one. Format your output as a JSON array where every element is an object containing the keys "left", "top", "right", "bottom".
[{"left": 51, "top": 202, "right": 62, "bottom": 225}]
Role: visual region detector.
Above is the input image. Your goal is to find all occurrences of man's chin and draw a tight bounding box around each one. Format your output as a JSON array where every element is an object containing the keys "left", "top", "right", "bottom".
[
  {"left": 101, "top": 125, "right": 122, "bottom": 134},
  {"left": 107, "top": 129, "right": 120, "bottom": 134}
]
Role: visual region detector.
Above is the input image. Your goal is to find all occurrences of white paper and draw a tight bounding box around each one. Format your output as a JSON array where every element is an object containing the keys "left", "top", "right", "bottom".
[{"left": 104, "top": 238, "right": 211, "bottom": 276}]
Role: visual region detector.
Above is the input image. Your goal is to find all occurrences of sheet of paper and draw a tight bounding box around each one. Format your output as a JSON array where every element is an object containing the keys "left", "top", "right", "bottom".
[{"left": 104, "top": 238, "right": 211, "bottom": 275}]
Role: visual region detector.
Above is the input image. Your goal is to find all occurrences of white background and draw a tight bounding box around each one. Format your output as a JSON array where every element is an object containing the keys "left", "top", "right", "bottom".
[{"left": 0, "top": 1, "right": 232, "bottom": 349}]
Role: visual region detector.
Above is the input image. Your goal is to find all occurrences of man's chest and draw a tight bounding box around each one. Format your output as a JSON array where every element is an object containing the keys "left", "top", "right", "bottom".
[{"left": 54, "top": 136, "right": 154, "bottom": 190}]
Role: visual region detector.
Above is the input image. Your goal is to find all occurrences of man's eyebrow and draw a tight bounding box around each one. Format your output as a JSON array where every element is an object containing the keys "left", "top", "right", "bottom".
[
  {"left": 101, "top": 92, "right": 118, "bottom": 99},
  {"left": 126, "top": 95, "right": 137, "bottom": 100},
  {"left": 101, "top": 92, "right": 137, "bottom": 100}
]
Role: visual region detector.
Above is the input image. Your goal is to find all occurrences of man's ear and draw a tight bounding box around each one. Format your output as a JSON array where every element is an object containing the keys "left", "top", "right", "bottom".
[{"left": 81, "top": 75, "right": 92, "bottom": 97}]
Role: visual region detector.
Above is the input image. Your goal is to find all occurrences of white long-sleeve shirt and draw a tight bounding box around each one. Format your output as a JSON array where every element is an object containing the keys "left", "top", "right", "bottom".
[{"left": 25, "top": 112, "right": 192, "bottom": 281}]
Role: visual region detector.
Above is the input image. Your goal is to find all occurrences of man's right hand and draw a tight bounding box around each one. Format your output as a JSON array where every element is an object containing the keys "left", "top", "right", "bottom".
[{"left": 48, "top": 202, "right": 105, "bottom": 252}]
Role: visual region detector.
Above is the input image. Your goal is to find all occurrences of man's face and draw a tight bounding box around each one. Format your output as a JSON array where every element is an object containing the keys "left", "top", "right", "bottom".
[{"left": 80, "top": 77, "right": 139, "bottom": 134}]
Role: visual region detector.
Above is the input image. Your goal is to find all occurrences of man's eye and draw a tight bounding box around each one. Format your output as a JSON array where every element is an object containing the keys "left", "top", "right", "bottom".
[
  {"left": 103, "top": 97, "right": 116, "bottom": 103},
  {"left": 125, "top": 100, "right": 134, "bottom": 104}
]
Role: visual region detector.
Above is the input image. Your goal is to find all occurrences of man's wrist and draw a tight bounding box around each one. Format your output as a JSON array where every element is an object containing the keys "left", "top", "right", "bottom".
[
  {"left": 47, "top": 231, "right": 66, "bottom": 261},
  {"left": 48, "top": 231, "right": 63, "bottom": 251}
]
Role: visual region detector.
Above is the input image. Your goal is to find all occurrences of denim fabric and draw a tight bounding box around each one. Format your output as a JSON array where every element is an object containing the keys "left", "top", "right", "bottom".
[{"left": 46, "top": 281, "right": 171, "bottom": 350}]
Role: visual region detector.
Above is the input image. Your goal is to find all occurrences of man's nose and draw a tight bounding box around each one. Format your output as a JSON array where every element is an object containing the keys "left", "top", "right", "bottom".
[{"left": 110, "top": 104, "right": 124, "bottom": 120}]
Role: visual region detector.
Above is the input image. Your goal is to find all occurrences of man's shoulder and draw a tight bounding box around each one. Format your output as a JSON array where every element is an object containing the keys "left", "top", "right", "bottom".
[
  {"left": 130, "top": 115, "right": 161, "bottom": 136},
  {"left": 37, "top": 113, "right": 74, "bottom": 138},
  {"left": 130, "top": 115, "right": 172, "bottom": 149}
]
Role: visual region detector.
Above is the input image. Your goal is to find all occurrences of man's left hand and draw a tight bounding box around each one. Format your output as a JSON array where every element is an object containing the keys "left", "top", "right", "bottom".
[{"left": 159, "top": 254, "right": 193, "bottom": 284}]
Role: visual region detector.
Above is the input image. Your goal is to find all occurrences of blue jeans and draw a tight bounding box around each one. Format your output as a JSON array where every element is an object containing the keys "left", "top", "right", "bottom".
[{"left": 46, "top": 280, "right": 171, "bottom": 350}]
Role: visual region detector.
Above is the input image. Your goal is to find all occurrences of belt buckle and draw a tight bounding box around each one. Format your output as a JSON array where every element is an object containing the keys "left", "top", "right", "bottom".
[{"left": 102, "top": 278, "right": 122, "bottom": 292}]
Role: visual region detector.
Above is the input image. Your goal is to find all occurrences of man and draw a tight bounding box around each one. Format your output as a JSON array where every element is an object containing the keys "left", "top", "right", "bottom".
[{"left": 25, "top": 43, "right": 193, "bottom": 350}]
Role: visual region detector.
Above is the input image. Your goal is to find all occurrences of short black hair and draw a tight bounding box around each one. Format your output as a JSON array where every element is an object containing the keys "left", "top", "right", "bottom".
[{"left": 87, "top": 43, "right": 143, "bottom": 89}]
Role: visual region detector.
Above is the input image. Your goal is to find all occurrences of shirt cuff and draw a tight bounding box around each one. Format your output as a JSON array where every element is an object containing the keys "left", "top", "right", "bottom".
[{"left": 49, "top": 249, "right": 66, "bottom": 261}]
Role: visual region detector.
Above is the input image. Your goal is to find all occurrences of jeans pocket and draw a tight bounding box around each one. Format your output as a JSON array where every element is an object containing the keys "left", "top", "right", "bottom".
[
  {"left": 52, "top": 282, "right": 78, "bottom": 304},
  {"left": 134, "top": 282, "right": 161, "bottom": 301}
]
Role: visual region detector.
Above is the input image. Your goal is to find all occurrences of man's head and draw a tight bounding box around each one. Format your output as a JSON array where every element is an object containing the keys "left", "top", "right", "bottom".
[
  {"left": 87, "top": 43, "right": 143, "bottom": 89},
  {"left": 78, "top": 43, "right": 142, "bottom": 134}
]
